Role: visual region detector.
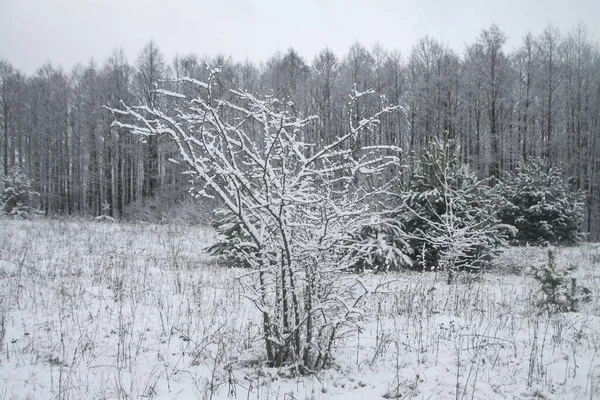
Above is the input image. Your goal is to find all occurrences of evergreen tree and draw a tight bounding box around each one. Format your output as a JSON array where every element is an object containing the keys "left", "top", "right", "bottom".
[
  {"left": 206, "top": 208, "right": 256, "bottom": 268},
  {"left": 400, "top": 136, "right": 510, "bottom": 274},
  {"left": 343, "top": 215, "right": 413, "bottom": 272},
  {"left": 0, "top": 167, "right": 40, "bottom": 217},
  {"left": 496, "top": 159, "right": 584, "bottom": 245},
  {"left": 532, "top": 249, "right": 591, "bottom": 312}
]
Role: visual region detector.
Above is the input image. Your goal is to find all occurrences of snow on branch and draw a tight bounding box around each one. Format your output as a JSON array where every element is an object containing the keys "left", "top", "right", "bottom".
[{"left": 109, "top": 67, "right": 403, "bottom": 370}]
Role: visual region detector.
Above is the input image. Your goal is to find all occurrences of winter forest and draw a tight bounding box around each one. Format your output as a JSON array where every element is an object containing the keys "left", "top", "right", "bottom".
[
  {"left": 1, "top": 22, "right": 600, "bottom": 236},
  {"left": 2, "top": 18, "right": 600, "bottom": 400}
]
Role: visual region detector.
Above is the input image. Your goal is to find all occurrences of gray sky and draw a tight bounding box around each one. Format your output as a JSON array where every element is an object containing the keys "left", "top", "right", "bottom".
[{"left": 1, "top": 0, "right": 598, "bottom": 74}]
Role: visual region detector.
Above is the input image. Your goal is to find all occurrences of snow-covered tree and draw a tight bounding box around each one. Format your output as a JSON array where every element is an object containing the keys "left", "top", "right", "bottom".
[
  {"left": 343, "top": 214, "right": 412, "bottom": 272},
  {"left": 110, "top": 68, "right": 402, "bottom": 371},
  {"left": 496, "top": 158, "right": 584, "bottom": 245},
  {"left": 399, "top": 136, "right": 510, "bottom": 276},
  {"left": 0, "top": 167, "right": 40, "bottom": 218},
  {"left": 532, "top": 249, "right": 591, "bottom": 312},
  {"left": 207, "top": 207, "right": 255, "bottom": 268}
]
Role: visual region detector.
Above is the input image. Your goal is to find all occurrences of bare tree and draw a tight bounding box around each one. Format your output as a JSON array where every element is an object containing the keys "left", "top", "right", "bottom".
[
  {"left": 135, "top": 40, "right": 166, "bottom": 199},
  {"left": 0, "top": 60, "right": 23, "bottom": 176},
  {"left": 536, "top": 24, "right": 562, "bottom": 163},
  {"left": 511, "top": 33, "right": 538, "bottom": 163},
  {"left": 464, "top": 25, "right": 511, "bottom": 178},
  {"left": 310, "top": 48, "right": 340, "bottom": 147}
]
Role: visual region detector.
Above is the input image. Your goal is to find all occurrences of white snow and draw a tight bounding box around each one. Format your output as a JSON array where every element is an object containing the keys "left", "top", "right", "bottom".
[
  {"left": 0, "top": 219, "right": 599, "bottom": 399},
  {"left": 0, "top": 260, "right": 18, "bottom": 276}
]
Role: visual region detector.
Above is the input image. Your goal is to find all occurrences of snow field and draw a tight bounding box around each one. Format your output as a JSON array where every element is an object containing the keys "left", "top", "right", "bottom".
[{"left": 0, "top": 219, "right": 599, "bottom": 399}]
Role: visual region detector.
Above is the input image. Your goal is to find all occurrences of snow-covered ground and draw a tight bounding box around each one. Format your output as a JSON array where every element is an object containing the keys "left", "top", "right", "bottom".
[{"left": 0, "top": 219, "right": 599, "bottom": 399}]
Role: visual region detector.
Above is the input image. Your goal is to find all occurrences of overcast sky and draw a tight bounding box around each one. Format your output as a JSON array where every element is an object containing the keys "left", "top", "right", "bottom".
[{"left": 1, "top": 0, "right": 599, "bottom": 74}]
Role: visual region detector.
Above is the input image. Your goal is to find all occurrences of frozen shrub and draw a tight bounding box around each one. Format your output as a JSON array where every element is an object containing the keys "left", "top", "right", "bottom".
[{"left": 111, "top": 68, "right": 402, "bottom": 370}]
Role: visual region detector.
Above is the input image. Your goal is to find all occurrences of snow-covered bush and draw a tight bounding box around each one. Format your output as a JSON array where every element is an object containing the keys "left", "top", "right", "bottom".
[
  {"left": 496, "top": 159, "right": 584, "bottom": 245},
  {"left": 0, "top": 167, "right": 40, "bottom": 218},
  {"left": 532, "top": 249, "right": 591, "bottom": 312},
  {"left": 111, "top": 69, "right": 402, "bottom": 371},
  {"left": 399, "top": 137, "right": 511, "bottom": 275}
]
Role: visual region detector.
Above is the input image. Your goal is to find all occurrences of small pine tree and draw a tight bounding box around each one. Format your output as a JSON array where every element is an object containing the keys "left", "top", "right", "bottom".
[
  {"left": 0, "top": 167, "right": 40, "bottom": 218},
  {"left": 206, "top": 208, "right": 256, "bottom": 268},
  {"left": 534, "top": 249, "right": 566, "bottom": 307},
  {"left": 399, "top": 136, "right": 511, "bottom": 273},
  {"left": 496, "top": 159, "right": 584, "bottom": 245},
  {"left": 344, "top": 215, "right": 413, "bottom": 272},
  {"left": 532, "top": 249, "right": 591, "bottom": 312}
]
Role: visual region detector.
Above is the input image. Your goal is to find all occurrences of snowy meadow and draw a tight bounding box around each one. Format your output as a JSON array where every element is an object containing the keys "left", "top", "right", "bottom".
[{"left": 0, "top": 219, "right": 599, "bottom": 400}]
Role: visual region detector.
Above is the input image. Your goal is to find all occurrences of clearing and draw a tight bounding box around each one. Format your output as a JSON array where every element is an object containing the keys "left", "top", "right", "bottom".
[{"left": 0, "top": 219, "right": 599, "bottom": 399}]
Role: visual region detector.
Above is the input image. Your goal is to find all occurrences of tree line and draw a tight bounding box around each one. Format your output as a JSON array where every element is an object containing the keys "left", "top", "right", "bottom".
[{"left": 1, "top": 23, "right": 600, "bottom": 236}]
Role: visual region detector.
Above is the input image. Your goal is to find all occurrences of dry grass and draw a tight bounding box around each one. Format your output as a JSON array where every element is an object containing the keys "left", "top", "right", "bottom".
[{"left": 0, "top": 219, "right": 599, "bottom": 399}]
